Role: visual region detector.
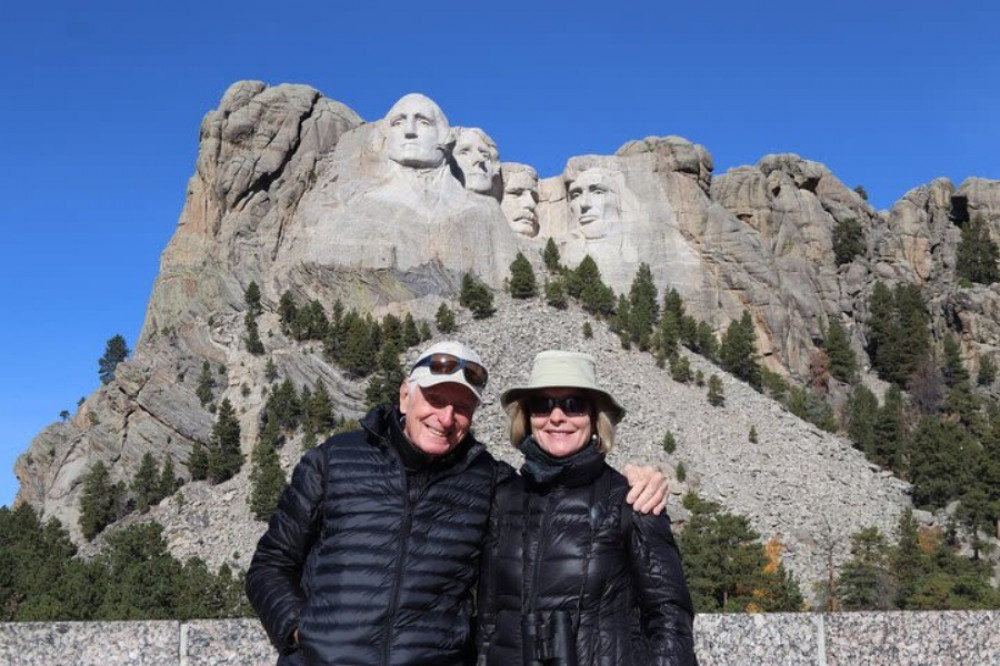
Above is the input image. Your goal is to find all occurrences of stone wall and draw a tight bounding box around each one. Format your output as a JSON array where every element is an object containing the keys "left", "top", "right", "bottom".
[{"left": 2, "top": 612, "right": 999, "bottom": 665}]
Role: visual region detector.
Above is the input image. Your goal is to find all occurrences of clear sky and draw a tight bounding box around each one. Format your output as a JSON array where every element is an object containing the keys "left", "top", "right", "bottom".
[{"left": 1, "top": 0, "right": 997, "bottom": 508}]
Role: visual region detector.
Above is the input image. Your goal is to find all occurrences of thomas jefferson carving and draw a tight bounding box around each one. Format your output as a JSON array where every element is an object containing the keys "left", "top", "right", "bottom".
[{"left": 453, "top": 128, "right": 500, "bottom": 198}]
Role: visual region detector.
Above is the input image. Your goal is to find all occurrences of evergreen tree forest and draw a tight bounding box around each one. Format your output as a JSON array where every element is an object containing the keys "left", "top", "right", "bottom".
[{"left": 1, "top": 504, "right": 251, "bottom": 621}]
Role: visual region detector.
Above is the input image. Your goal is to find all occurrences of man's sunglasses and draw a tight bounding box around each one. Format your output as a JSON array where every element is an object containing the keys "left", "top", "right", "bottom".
[
  {"left": 526, "top": 394, "right": 591, "bottom": 417},
  {"left": 411, "top": 353, "right": 489, "bottom": 389}
]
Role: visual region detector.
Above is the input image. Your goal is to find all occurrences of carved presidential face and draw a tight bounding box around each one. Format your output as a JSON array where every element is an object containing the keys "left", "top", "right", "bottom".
[
  {"left": 385, "top": 93, "right": 450, "bottom": 168},
  {"left": 501, "top": 168, "right": 539, "bottom": 237},
  {"left": 568, "top": 168, "right": 620, "bottom": 239},
  {"left": 453, "top": 128, "right": 499, "bottom": 194}
]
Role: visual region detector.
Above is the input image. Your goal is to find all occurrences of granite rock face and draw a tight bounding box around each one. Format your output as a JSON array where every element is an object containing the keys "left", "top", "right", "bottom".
[{"left": 12, "top": 82, "right": 1000, "bottom": 592}]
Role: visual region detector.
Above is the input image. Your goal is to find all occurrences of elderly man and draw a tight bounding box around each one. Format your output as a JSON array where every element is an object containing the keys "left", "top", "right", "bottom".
[{"left": 246, "top": 340, "right": 666, "bottom": 666}]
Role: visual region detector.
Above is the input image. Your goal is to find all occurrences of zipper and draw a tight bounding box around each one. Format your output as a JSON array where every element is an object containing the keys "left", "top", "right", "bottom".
[
  {"left": 525, "top": 488, "right": 557, "bottom": 614},
  {"left": 381, "top": 457, "right": 416, "bottom": 665}
]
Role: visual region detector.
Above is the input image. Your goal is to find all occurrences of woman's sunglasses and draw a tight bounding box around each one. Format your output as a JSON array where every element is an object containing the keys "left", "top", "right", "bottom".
[
  {"left": 411, "top": 353, "right": 489, "bottom": 389},
  {"left": 526, "top": 394, "right": 591, "bottom": 417}
]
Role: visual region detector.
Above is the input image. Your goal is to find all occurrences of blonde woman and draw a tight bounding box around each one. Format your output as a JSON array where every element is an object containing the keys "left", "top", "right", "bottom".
[{"left": 477, "top": 351, "right": 695, "bottom": 666}]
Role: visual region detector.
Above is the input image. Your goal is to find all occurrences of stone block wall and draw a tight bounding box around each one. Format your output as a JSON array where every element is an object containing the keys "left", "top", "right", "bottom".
[{"left": 2, "top": 612, "right": 999, "bottom": 665}]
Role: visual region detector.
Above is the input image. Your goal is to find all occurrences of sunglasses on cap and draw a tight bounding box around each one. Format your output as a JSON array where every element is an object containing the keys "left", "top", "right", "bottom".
[
  {"left": 526, "top": 394, "right": 591, "bottom": 417},
  {"left": 411, "top": 353, "right": 489, "bottom": 389}
]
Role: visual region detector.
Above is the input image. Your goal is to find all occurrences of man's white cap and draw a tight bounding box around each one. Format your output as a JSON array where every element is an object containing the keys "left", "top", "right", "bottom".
[{"left": 408, "top": 340, "right": 488, "bottom": 402}]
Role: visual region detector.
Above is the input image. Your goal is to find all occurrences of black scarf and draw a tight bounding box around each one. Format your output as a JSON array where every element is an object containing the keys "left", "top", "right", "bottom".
[{"left": 519, "top": 435, "right": 605, "bottom": 488}]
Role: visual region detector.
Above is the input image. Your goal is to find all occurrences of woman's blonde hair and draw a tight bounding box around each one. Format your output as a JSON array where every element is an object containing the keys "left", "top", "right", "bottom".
[{"left": 506, "top": 390, "right": 617, "bottom": 454}]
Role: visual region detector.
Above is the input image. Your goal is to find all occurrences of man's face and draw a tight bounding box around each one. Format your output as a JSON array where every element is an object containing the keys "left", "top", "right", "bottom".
[
  {"left": 501, "top": 170, "right": 539, "bottom": 237},
  {"left": 385, "top": 94, "right": 448, "bottom": 168},
  {"left": 399, "top": 380, "right": 477, "bottom": 457},
  {"left": 453, "top": 130, "right": 498, "bottom": 194},
  {"left": 568, "top": 169, "right": 620, "bottom": 239}
]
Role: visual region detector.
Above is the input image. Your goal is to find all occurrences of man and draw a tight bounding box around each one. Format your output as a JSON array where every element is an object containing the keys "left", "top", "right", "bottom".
[{"left": 246, "top": 340, "right": 665, "bottom": 665}]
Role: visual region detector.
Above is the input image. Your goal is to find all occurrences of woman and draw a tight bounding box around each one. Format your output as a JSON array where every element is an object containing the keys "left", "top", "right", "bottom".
[{"left": 477, "top": 350, "right": 695, "bottom": 666}]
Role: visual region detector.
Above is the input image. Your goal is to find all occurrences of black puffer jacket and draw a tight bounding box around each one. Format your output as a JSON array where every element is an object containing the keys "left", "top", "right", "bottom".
[
  {"left": 477, "top": 445, "right": 695, "bottom": 666},
  {"left": 246, "top": 404, "right": 505, "bottom": 666}
]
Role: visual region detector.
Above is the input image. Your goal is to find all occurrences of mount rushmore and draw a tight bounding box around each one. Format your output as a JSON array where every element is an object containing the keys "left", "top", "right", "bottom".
[{"left": 13, "top": 81, "right": 1000, "bottom": 590}]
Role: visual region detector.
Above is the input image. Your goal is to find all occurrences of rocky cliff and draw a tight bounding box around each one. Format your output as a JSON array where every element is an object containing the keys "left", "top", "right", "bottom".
[{"left": 13, "top": 81, "right": 1000, "bottom": 592}]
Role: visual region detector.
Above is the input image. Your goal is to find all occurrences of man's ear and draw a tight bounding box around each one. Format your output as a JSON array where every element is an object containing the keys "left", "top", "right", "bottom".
[{"left": 398, "top": 379, "right": 411, "bottom": 413}]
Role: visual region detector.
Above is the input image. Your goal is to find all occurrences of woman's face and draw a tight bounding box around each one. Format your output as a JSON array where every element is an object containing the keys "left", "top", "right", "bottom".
[{"left": 527, "top": 388, "right": 593, "bottom": 458}]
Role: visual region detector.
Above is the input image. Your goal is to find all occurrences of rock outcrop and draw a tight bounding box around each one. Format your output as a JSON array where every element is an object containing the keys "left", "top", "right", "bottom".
[{"left": 12, "top": 81, "right": 1000, "bottom": 594}]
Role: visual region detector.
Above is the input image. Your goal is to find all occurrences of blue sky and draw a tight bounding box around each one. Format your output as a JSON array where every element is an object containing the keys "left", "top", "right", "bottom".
[{"left": 1, "top": 0, "right": 997, "bottom": 509}]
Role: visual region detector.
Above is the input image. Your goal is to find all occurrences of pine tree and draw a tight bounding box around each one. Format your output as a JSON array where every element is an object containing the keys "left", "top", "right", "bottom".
[
  {"left": 244, "top": 281, "right": 262, "bottom": 316},
  {"left": 941, "top": 333, "right": 969, "bottom": 387},
  {"left": 196, "top": 361, "right": 214, "bottom": 407},
  {"left": 836, "top": 527, "right": 895, "bottom": 610},
  {"left": 244, "top": 312, "right": 265, "bottom": 355},
  {"left": 419, "top": 321, "right": 432, "bottom": 341},
  {"left": 824, "top": 318, "right": 857, "bottom": 382},
  {"left": 96, "top": 522, "right": 183, "bottom": 620},
  {"left": 867, "top": 282, "right": 931, "bottom": 386},
  {"left": 662, "top": 431, "right": 676, "bottom": 454},
  {"left": 545, "top": 279, "right": 568, "bottom": 310},
  {"left": 891, "top": 510, "right": 928, "bottom": 608},
  {"left": 340, "top": 316, "right": 379, "bottom": 377},
  {"left": 381, "top": 314, "right": 403, "bottom": 351},
  {"left": 846, "top": 384, "right": 879, "bottom": 459},
  {"left": 131, "top": 453, "right": 160, "bottom": 514},
  {"left": 956, "top": 217, "right": 1000, "bottom": 285},
  {"left": 187, "top": 442, "right": 209, "bottom": 481},
  {"left": 436, "top": 302, "right": 457, "bottom": 333},
  {"left": 278, "top": 290, "right": 298, "bottom": 333},
  {"left": 832, "top": 217, "right": 865, "bottom": 265},
  {"left": 719, "top": 311, "right": 761, "bottom": 389},
  {"left": 365, "top": 341, "right": 405, "bottom": 409},
  {"left": 306, "top": 380, "right": 337, "bottom": 438},
  {"left": 707, "top": 374, "right": 725, "bottom": 407},
  {"left": 977, "top": 354, "right": 997, "bottom": 387},
  {"left": 508, "top": 252, "right": 537, "bottom": 298},
  {"left": 873, "top": 385, "right": 906, "bottom": 470},
  {"left": 677, "top": 493, "right": 801, "bottom": 612},
  {"left": 207, "top": 399, "right": 243, "bottom": 484},
  {"left": 627, "top": 263, "right": 659, "bottom": 349},
  {"left": 695, "top": 321, "right": 719, "bottom": 360},
  {"left": 264, "top": 358, "right": 279, "bottom": 383},
  {"left": 656, "top": 310, "right": 680, "bottom": 360},
  {"left": 748, "top": 426, "right": 758, "bottom": 443},
  {"left": 908, "top": 416, "right": 972, "bottom": 509},
  {"left": 249, "top": 437, "right": 285, "bottom": 521},
  {"left": 79, "top": 461, "right": 118, "bottom": 540},
  {"left": 670, "top": 355, "right": 692, "bottom": 383},
  {"left": 402, "top": 313, "right": 421, "bottom": 347},
  {"left": 157, "top": 457, "right": 178, "bottom": 499},
  {"left": 460, "top": 273, "right": 495, "bottom": 319},
  {"left": 543, "top": 237, "right": 561, "bottom": 272},
  {"left": 582, "top": 321, "right": 593, "bottom": 339},
  {"left": 98, "top": 334, "right": 130, "bottom": 385},
  {"left": 574, "top": 256, "right": 615, "bottom": 316}
]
